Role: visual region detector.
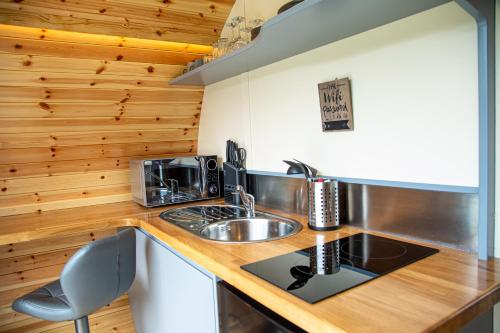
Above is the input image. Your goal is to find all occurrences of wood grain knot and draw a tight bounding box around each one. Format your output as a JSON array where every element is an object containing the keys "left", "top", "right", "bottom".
[
  {"left": 22, "top": 60, "right": 32, "bottom": 66},
  {"left": 39, "top": 102, "right": 50, "bottom": 110},
  {"left": 116, "top": 55, "right": 123, "bottom": 61},
  {"left": 99, "top": 8, "right": 106, "bottom": 13},
  {"left": 96, "top": 66, "right": 106, "bottom": 74},
  {"left": 147, "top": 66, "right": 154, "bottom": 73},
  {"left": 14, "top": 44, "right": 22, "bottom": 49}
]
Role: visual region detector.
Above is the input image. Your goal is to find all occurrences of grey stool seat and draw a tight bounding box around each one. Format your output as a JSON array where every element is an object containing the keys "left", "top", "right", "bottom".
[
  {"left": 12, "top": 228, "right": 136, "bottom": 333},
  {"left": 14, "top": 280, "right": 74, "bottom": 321}
]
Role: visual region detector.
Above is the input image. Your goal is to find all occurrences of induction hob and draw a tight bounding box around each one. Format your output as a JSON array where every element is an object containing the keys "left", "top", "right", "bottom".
[{"left": 241, "top": 233, "right": 439, "bottom": 303}]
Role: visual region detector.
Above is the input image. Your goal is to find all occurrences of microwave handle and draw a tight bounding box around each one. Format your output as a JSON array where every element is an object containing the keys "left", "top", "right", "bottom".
[{"left": 198, "top": 157, "right": 209, "bottom": 198}]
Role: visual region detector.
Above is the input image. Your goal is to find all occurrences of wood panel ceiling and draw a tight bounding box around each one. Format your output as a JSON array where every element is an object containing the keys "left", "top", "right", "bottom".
[{"left": 0, "top": 0, "right": 235, "bottom": 45}]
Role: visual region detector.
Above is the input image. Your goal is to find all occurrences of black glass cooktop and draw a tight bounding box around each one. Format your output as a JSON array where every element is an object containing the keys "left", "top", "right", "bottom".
[{"left": 241, "top": 233, "right": 439, "bottom": 303}]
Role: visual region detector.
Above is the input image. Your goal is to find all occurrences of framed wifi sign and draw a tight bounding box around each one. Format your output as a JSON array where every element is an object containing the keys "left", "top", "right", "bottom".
[{"left": 318, "top": 77, "right": 353, "bottom": 131}]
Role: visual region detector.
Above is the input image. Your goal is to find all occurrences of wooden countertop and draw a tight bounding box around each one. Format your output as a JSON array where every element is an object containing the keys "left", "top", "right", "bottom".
[{"left": 1, "top": 200, "right": 499, "bottom": 333}]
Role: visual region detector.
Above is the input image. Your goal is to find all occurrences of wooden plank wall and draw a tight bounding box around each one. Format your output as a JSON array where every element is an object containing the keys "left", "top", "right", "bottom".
[
  {"left": 0, "top": 24, "right": 211, "bottom": 217},
  {"left": 0, "top": 0, "right": 234, "bottom": 44}
]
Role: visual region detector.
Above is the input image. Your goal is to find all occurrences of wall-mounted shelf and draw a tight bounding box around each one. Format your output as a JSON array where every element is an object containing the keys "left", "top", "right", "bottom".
[{"left": 169, "top": 0, "right": 450, "bottom": 86}]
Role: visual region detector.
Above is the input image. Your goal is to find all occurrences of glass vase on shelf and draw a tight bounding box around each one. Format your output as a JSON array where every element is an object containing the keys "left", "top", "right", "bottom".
[
  {"left": 225, "top": 20, "right": 236, "bottom": 52},
  {"left": 211, "top": 41, "right": 219, "bottom": 59},
  {"left": 240, "top": 25, "right": 252, "bottom": 44},
  {"left": 217, "top": 38, "right": 229, "bottom": 58},
  {"left": 231, "top": 16, "right": 247, "bottom": 51},
  {"left": 203, "top": 54, "right": 213, "bottom": 64}
]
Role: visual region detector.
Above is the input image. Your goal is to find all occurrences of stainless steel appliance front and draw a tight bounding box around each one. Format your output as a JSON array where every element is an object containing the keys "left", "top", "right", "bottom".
[{"left": 130, "top": 156, "right": 220, "bottom": 207}]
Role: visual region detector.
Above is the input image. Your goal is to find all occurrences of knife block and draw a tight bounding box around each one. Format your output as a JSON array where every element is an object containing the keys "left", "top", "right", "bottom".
[{"left": 223, "top": 162, "right": 247, "bottom": 205}]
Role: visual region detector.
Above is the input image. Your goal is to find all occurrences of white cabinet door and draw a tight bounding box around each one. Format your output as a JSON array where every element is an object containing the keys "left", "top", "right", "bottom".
[{"left": 129, "top": 229, "right": 218, "bottom": 333}]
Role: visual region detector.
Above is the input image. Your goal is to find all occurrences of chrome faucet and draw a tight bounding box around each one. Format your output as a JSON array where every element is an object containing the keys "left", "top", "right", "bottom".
[{"left": 233, "top": 185, "right": 255, "bottom": 218}]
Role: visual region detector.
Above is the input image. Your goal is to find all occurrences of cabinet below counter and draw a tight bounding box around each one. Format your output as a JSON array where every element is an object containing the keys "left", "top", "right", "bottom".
[
  {"left": 129, "top": 229, "right": 218, "bottom": 333},
  {"left": 0, "top": 200, "right": 499, "bottom": 333}
]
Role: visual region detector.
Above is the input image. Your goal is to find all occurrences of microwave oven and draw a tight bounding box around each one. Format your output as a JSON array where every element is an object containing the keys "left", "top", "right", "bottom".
[{"left": 129, "top": 155, "right": 220, "bottom": 207}]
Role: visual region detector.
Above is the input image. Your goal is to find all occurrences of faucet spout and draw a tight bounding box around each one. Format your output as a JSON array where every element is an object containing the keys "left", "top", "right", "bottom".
[{"left": 233, "top": 185, "right": 255, "bottom": 218}]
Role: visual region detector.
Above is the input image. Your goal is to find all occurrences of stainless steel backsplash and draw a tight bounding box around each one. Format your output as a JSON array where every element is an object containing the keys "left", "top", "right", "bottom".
[{"left": 247, "top": 174, "right": 478, "bottom": 253}]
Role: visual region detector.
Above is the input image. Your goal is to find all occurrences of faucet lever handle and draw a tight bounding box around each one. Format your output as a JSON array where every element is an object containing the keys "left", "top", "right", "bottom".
[
  {"left": 231, "top": 185, "right": 255, "bottom": 218},
  {"left": 232, "top": 185, "right": 245, "bottom": 196}
]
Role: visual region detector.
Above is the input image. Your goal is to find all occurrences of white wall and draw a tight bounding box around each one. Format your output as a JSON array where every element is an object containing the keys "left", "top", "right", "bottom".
[{"left": 199, "top": 2, "right": 478, "bottom": 187}]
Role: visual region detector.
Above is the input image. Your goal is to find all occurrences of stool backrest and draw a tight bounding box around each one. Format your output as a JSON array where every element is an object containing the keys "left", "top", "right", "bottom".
[{"left": 60, "top": 228, "right": 136, "bottom": 318}]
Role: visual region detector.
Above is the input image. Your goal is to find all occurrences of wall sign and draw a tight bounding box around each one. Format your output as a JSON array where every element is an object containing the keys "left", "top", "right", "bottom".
[{"left": 318, "top": 77, "right": 353, "bottom": 131}]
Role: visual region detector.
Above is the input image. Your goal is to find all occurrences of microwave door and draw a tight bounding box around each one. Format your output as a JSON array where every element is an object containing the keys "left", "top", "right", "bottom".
[{"left": 166, "top": 157, "right": 201, "bottom": 202}]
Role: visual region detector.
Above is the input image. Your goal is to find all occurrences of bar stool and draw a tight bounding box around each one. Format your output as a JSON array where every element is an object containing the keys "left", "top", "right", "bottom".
[{"left": 12, "top": 228, "right": 136, "bottom": 333}]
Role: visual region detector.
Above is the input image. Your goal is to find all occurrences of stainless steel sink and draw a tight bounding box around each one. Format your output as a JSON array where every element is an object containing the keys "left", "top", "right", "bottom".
[
  {"left": 199, "top": 217, "right": 302, "bottom": 243},
  {"left": 159, "top": 205, "right": 302, "bottom": 243}
]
